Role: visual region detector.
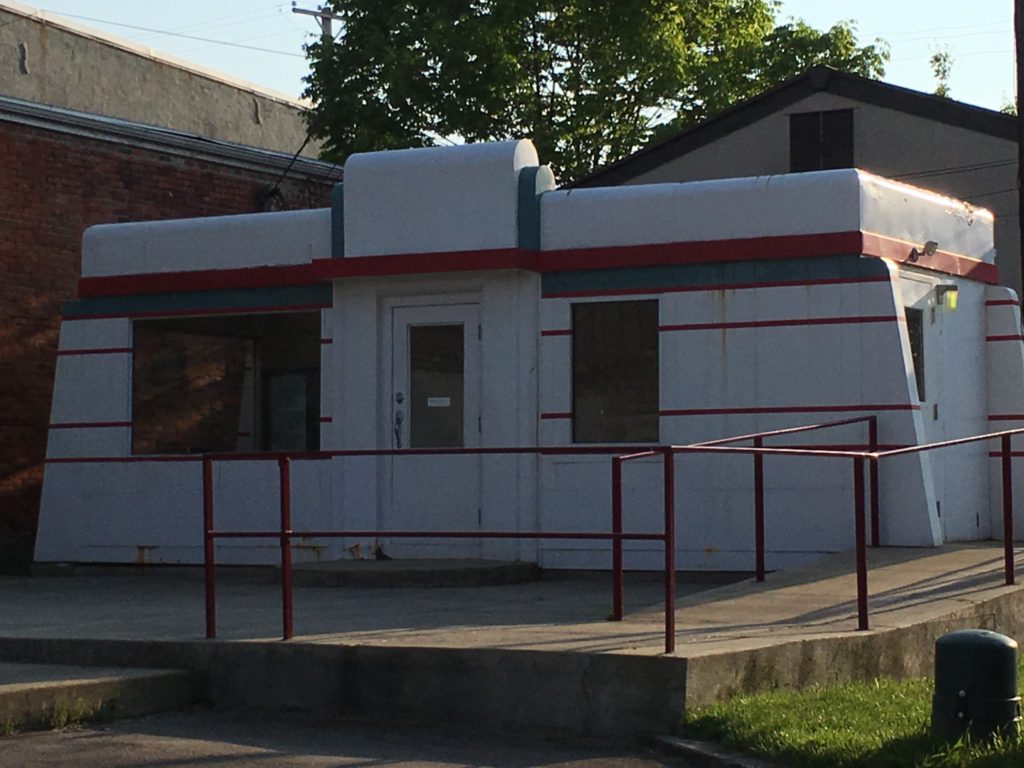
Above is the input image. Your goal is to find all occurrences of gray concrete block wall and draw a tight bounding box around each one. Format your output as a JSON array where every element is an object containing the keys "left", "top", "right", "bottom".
[{"left": 0, "top": 3, "right": 318, "bottom": 156}]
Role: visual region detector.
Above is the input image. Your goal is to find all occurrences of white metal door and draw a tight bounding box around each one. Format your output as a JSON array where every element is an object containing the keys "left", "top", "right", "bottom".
[{"left": 384, "top": 303, "right": 481, "bottom": 558}]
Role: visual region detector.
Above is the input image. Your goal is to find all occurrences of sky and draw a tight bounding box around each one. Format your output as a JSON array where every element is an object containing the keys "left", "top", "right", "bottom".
[{"left": 17, "top": 0, "right": 1018, "bottom": 111}]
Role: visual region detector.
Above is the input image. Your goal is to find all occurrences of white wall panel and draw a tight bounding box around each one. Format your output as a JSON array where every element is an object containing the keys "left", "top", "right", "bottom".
[
  {"left": 82, "top": 208, "right": 330, "bottom": 277},
  {"left": 49, "top": 354, "right": 131, "bottom": 424},
  {"left": 58, "top": 318, "right": 131, "bottom": 350}
]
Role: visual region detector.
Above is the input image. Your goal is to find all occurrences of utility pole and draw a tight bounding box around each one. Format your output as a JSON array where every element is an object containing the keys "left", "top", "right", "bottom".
[
  {"left": 1017, "top": 0, "right": 1024, "bottom": 296},
  {"left": 292, "top": 2, "right": 344, "bottom": 42}
]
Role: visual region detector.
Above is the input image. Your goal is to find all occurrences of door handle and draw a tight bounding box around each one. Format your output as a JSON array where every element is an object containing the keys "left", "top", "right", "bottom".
[{"left": 394, "top": 410, "right": 404, "bottom": 449}]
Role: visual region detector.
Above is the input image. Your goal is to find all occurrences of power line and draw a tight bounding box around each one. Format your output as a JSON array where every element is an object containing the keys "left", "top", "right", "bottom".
[
  {"left": 158, "top": 4, "right": 284, "bottom": 34},
  {"left": 965, "top": 186, "right": 1018, "bottom": 200},
  {"left": 128, "top": 8, "right": 286, "bottom": 44},
  {"left": 37, "top": 10, "right": 304, "bottom": 58},
  {"left": 174, "top": 29, "right": 307, "bottom": 58},
  {"left": 888, "top": 29, "right": 1011, "bottom": 44},
  {"left": 893, "top": 158, "right": 1018, "bottom": 181},
  {"left": 893, "top": 49, "right": 1013, "bottom": 62},
  {"left": 864, "top": 19, "right": 1008, "bottom": 37}
]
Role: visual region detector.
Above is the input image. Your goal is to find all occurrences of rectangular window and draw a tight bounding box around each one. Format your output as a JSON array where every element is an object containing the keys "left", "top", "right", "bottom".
[
  {"left": 263, "top": 370, "right": 318, "bottom": 452},
  {"left": 572, "top": 300, "right": 659, "bottom": 443},
  {"left": 409, "top": 324, "right": 465, "bottom": 448},
  {"left": 789, "top": 109, "right": 854, "bottom": 173},
  {"left": 905, "top": 307, "right": 926, "bottom": 401},
  {"left": 132, "top": 313, "right": 320, "bottom": 454}
]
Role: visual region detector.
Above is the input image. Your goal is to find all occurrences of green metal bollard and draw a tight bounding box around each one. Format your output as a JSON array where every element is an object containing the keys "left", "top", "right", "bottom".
[{"left": 931, "top": 629, "right": 1021, "bottom": 740}]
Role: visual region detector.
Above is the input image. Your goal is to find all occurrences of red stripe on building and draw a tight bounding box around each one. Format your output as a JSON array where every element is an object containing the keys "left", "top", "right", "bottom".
[
  {"left": 46, "top": 456, "right": 199, "bottom": 464},
  {"left": 540, "top": 412, "right": 573, "bottom": 420},
  {"left": 56, "top": 347, "right": 133, "bottom": 356},
  {"left": 79, "top": 262, "right": 325, "bottom": 298},
  {"left": 986, "top": 335, "right": 1024, "bottom": 342},
  {"left": 541, "top": 329, "right": 573, "bottom": 336},
  {"left": 320, "top": 338, "right": 333, "bottom": 345},
  {"left": 861, "top": 232, "right": 999, "bottom": 284},
  {"left": 319, "top": 416, "right": 333, "bottom": 423},
  {"left": 989, "top": 414, "right": 1024, "bottom": 421},
  {"left": 660, "top": 404, "right": 919, "bottom": 417},
  {"left": 316, "top": 248, "right": 538, "bottom": 279},
  {"left": 986, "top": 299, "right": 1019, "bottom": 307},
  {"left": 75, "top": 230, "right": 996, "bottom": 298},
  {"left": 659, "top": 315, "right": 897, "bottom": 332},
  {"left": 49, "top": 421, "right": 132, "bottom": 430}
]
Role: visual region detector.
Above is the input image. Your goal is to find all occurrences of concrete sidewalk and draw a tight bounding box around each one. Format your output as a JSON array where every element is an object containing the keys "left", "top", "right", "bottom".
[
  {"left": 1, "top": 543, "right": 1021, "bottom": 736},
  {"left": 0, "top": 662, "right": 202, "bottom": 731}
]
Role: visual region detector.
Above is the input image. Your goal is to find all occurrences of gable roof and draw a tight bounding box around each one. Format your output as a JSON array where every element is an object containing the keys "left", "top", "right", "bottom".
[{"left": 571, "top": 65, "right": 1017, "bottom": 188}]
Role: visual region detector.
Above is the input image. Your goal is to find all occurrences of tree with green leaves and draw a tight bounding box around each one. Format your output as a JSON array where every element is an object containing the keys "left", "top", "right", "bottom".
[
  {"left": 302, "top": 1, "right": 888, "bottom": 182},
  {"left": 929, "top": 48, "right": 953, "bottom": 98}
]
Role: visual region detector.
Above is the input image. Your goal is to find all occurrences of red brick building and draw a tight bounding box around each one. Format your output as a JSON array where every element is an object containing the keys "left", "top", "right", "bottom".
[{"left": 0, "top": 95, "right": 340, "bottom": 569}]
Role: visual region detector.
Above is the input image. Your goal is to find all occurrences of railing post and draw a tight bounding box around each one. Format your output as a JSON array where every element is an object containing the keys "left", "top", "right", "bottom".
[
  {"left": 853, "top": 457, "right": 869, "bottom": 631},
  {"left": 663, "top": 448, "right": 676, "bottom": 654},
  {"left": 1002, "top": 434, "right": 1015, "bottom": 586},
  {"left": 279, "top": 457, "right": 294, "bottom": 640},
  {"left": 868, "top": 417, "right": 880, "bottom": 548},
  {"left": 753, "top": 436, "right": 765, "bottom": 582},
  {"left": 611, "top": 456, "right": 624, "bottom": 621},
  {"left": 202, "top": 456, "right": 216, "bottom": 640}
]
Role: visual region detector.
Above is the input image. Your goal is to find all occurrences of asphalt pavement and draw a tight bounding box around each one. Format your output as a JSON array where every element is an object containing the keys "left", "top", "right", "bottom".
[{"left": 0, "top": 708, "right": 693, "bottom": 768}]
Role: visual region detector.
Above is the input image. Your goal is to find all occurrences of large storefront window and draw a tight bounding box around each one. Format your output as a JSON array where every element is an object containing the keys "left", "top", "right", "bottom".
[
  {"left": 132, "top": 313, "right": 320, "bottom": 454},
  {"left": 572, "top": 300, "right": 659, "bottom": 443}
]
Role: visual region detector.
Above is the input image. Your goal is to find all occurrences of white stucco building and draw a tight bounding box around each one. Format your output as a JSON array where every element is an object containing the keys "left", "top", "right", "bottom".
[{"left": 35, "top": 140, "right": 1024, "bottom": 571}]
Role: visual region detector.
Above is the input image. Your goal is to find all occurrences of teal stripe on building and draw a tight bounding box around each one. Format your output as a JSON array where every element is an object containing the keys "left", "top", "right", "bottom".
[
  {"left": 64, "top": 283, "right": 333, "bottom": 318},
  {"left": 541, "top": 254, "right": 888, "bottom": 295}
]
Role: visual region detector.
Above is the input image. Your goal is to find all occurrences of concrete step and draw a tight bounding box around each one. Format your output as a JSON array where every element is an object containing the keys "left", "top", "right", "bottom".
[
  {"left": 34, "top": 559, "right": 543, "bottom": 588},
  {"left": 0, "top": 662, "right": 204, "bottom": 733},
  {"left": 291, "top": 558, "right": 542, "bottom": 588}
]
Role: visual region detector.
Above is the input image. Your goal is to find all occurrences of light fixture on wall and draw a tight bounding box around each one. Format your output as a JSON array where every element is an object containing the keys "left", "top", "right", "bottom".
[
  {"left": 908, "top": 240, "right": 939, "bottom": 263},
  {"left": 935, "top": 284, "right": 959, "bottom": 310}
]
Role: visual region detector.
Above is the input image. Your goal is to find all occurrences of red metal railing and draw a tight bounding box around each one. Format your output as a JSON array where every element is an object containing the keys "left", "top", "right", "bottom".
[
  {"left": 694, "top": 416, "right": 879, "bottom": 578},
  {"left": 610, "top": 427, "right": 1024, "bottom": 638},
  {"left": 609, "top": 417, "right": 878, "bottom": 635},
  {"left": 201, "top": 446, "right": 676, "bottom": 650}
]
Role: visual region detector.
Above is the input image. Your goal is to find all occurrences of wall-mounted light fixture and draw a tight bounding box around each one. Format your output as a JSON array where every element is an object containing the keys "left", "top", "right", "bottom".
[
  {"left": 909, "top": 240, "right": 940, "bottom": 263},
  {"left": 936, "top": 284, "right": 959, "bottom": 310}
]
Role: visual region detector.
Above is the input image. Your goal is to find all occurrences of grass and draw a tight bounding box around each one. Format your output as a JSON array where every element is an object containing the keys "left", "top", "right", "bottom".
[{"left": 682, "top": 666, "right": 1024, "bottom": 767}]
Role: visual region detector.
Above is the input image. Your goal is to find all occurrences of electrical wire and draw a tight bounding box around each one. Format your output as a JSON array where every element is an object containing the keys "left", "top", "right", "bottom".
[
  {"left": 864, "top": 19, "right": 1008, "bottom": 37},
  {"left": 36, "top": 10, "right": 304, "bottom": 57},
  {"left": 965, "top": 186, "right": 1018, "bottom": 200},
  {"left": 893, "top": 159, "right": 1017, "bottom": 181}
]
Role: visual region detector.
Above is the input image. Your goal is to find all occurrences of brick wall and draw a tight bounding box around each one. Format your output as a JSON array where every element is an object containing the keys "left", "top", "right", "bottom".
[{"left": 0, "top": 119, "right": 335, "bottom": 571}]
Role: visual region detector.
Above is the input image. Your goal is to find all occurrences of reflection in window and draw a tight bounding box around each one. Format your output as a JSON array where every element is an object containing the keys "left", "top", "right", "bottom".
[
  {"left": 132, "top": 313, "right": 320, "bottom": 454},
  {"left": 264, "top": 371, "right": 315, "bottom": 452},
  {"left": 572, "top": 300, "right": 659, "bottom": 443}
]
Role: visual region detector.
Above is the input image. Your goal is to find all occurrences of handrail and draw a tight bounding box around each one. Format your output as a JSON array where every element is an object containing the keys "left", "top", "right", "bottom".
[
  {"left": 191, "top": 424, "right": 1023, "bottom": 653},
  {"left": 611, "top": 416, "right": 878, "bottom": 619},
  {"left": 629, "top": 426, "right": 1022, "bottom": 638},
  {"left": 201, "top": 447, "right": 678, "bottom": 652},
  {"left": 693, "top": 416, "right": 877, "bottom": 447},
  {"left": 876, "top": 428, "right": 1024, "bottom": 458}
]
